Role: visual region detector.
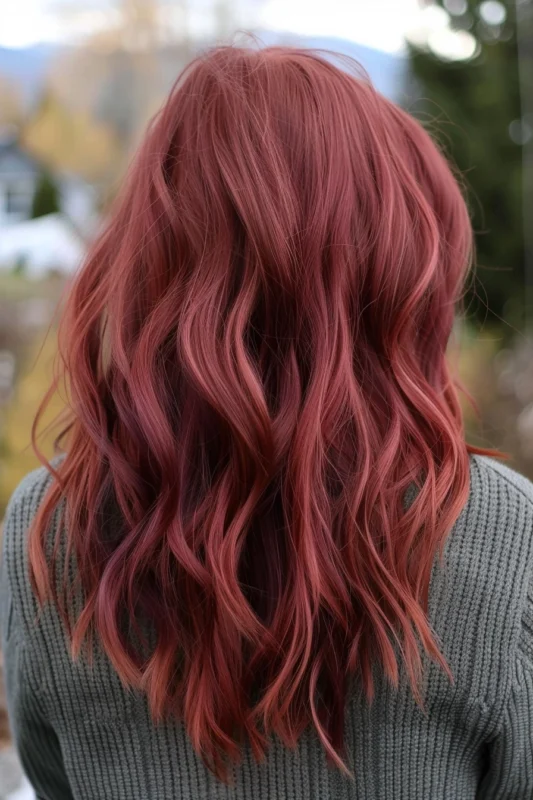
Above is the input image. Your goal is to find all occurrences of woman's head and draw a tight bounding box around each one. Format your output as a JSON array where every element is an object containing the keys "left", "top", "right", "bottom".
[{"left": 31, "top": 45, "right": 485, "bottom": 782}]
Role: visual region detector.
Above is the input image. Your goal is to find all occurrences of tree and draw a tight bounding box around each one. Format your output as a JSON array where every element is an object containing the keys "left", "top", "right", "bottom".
[
  {"left": 49, "top": 0, "right": 174, "bottom": 149},
  {"left": 31, "top": 170, "right": 61, "bottom": 219},
  {"left": 0, "top": 76, "right": 24, "bottom": 129},
  {"left": 407, "top": 0, "right": 530, "bottom": 328},
  {"left": 46, "top": 0, "right": 244, "bottom": 157},
  {"left": 22, "top": 89, "right": 120, "bottom": 184},
  {"left": 11, "top": 255, "right": 28, "bottom": 276}
]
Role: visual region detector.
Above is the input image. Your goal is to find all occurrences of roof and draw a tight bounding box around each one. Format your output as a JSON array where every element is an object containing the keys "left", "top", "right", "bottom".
[{"left": 0, "top": 133, "right": 41, "bottom": 176}]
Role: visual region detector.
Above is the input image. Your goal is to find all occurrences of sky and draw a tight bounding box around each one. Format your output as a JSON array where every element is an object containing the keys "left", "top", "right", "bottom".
[{"left": 0, "top": 0, "right": 424, "bottom": 54}]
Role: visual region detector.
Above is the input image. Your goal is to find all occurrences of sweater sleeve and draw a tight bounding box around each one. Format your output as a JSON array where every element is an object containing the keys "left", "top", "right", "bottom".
[
  {"left": 1, "top": 480, "right": 74, "bottom": 800},
  {"left": 477, "top": 569, "right": 533, "bottom": 799}
]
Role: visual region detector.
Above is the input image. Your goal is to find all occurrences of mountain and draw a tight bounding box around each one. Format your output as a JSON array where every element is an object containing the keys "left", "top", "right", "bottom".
[
  {"left": 255, "top": 32, "right": 407, "bottom": 100},
  {"left": 0, "top": 44, "right": 60, "bottom": 103},
  {"left": 0, "top": 35, "right": 406, "bottom": 107}
]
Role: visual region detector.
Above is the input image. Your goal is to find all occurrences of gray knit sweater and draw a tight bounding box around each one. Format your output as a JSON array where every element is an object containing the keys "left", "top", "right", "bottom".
[{"left": 1, "top": 454, "right": 533, "bottom": 800}]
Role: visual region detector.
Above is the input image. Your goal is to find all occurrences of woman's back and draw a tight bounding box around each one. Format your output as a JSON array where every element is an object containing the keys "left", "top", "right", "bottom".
[
  {"left": 2, "top": 453, "right": 533, "bottom": 798},
  {"left": 1, "top": 45, "right": 533, "bottom": 799}
]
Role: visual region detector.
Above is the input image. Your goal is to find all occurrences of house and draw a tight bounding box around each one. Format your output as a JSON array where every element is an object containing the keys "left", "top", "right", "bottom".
[
  {"left": 0, "top": 132, "right": 99, "bottom": 276},
  {"left": 0, "top": 132, "right": 97, "bottom": 234},
  {"left": 0, "top": 134, "right": 38, "bottom": 226}
]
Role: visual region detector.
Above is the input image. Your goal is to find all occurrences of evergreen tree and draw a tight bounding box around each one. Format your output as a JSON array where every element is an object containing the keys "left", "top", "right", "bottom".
[
  {"left": 22, "top": 87, "right": 119, "bottom": 183},
  {"left": 11, "top": 255, "right": 28, "bottom": 276},
  {"left": 407, "top": 0, "right": 532, "bottom": 327},
  {"left": 31, "top": 170, "right": 61, "bottom": 219}
]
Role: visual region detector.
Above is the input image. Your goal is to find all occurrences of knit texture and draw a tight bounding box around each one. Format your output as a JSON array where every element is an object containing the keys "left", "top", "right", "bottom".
[{"left": 1, "top": 454, "right": 533, "bottom": 800}]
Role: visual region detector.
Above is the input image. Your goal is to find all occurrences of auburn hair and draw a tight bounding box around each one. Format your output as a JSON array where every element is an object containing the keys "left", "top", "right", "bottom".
[{"left": 29, "top": 45, "right": 494, "bottom": 783}]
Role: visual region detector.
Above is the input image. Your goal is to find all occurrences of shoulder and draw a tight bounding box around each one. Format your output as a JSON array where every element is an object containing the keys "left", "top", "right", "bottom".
[
  {"left": 464, "top": 453, "right": 533, "bottom": 572},
  {"left": 464, "top": 454, "right": 533, "bottom": 600},
  {"left": 430, "top": 453, "right": 533, "bottom": 720},
  {"left": 446, "top": 453, "right": 533, "bottom": 580},
  {"left": 465, "top": 451, "right": 533, "bottom": 587},
  {"left": 470, "top": 452, "right": 533, "bottom": 506},
  {"left": 470, "top": 453, "right": 533, "bottom": 662},
  {"left": 4, "top": 455, "right": 65, "bottom": 523},
  {"left": 2, "top": 459, "right": 62, "bottom": 571},
  {"left": 1, "top": 456, "right": 65, "bottom": 634}
]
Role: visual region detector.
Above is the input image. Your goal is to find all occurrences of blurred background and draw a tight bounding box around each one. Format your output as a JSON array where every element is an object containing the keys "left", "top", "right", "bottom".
[{"left": 0, "top": 0, "right": 532, "bottom": 796}]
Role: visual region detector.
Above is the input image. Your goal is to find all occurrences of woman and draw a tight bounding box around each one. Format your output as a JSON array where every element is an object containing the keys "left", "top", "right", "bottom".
[{"left": 1, "top": 45, "right": 532, "bottom": 800}]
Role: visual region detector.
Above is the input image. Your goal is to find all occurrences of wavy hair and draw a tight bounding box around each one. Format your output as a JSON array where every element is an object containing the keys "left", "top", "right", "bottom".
[{"left": 29, "top": 45, "right": 494, "bottom": 782}]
